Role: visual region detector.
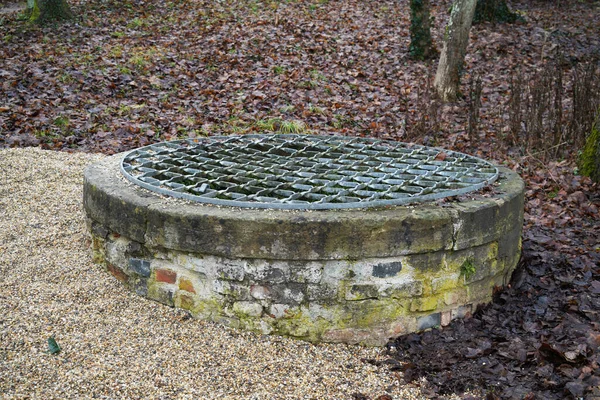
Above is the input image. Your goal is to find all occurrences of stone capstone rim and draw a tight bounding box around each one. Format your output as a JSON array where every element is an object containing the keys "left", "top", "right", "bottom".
[
  {"left": 84, "top": 155, "right": 523, "bottom": 261},
  {"left": 119, "top": 135, "right": 499, "bottom": 210}
]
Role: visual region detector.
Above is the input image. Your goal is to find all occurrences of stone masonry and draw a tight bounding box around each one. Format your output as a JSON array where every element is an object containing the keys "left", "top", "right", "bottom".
[{"left": 84, "top": 155, "right": 524, "bottom": 346}]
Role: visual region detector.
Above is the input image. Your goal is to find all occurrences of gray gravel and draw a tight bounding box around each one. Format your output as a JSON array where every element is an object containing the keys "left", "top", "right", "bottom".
[{"left": 0, "top": 148, "right": 432, "bottom": 399}]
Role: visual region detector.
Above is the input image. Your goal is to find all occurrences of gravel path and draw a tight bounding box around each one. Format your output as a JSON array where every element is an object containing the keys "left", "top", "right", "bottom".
[{"left": 0, "top": 148, "right": 428, "bottom": 399}]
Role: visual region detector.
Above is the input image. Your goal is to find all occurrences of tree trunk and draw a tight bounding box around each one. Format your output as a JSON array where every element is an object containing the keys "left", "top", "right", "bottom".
[
  {"left": 409, "top": 0, "right": 437, "bottom": 60},
  {"left": 30, "top": 0, "right": 72, "bottom": 24},
  {"left": 434, "top": 0, "right": 478, "bottom": 102}
]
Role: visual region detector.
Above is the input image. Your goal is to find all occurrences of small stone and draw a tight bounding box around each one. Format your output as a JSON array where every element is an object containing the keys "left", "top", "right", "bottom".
[{"left": 441, "top": 311, "right": 452, "bottom": 326}]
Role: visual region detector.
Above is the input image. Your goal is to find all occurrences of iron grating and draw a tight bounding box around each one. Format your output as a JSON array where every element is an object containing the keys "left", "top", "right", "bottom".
[{"left": 120, "top": 134, "right": 499, "bottom": 210}]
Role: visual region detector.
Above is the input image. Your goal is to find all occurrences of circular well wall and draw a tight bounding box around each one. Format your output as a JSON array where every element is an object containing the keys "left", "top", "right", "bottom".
[{"left": 84, "top": 138, "right": 524, "bottom": 346}]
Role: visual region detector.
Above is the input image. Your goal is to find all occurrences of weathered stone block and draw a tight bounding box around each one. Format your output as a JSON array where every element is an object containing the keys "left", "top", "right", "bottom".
[
  {"left": 147, "top": 285, "right": 174, "bottom": 307},
  {"left": 233, "top": 301, "right": 263, "bottom": 317},
  {"left": 497, "top": 226, "right": 522, "bottom": 268},
  {"left": 276, "top": 319, "right": 310, "bottom": 337},
  {"left": 91, "top": 221, "right": 109, "bottom": 239},
  {"left": 178, "top": 277, "right": 196, "bottom": 294},
  {"left": 466, "top": 277, "right": 496, "bottom": 304},
  {"left": 217, "top": 260, "right": 245, "bottom": 282},
  {"left": 410, "top": 297, "right": 439, "bottom": 312},
  {"left": 381, "top": 281, "right": 423, "bottom": 299},
  {"left": 250, "top": 285, "right": 271, "bottom": 300},
  {"left": 431, "top": 274, "right": 460, "bottom": 294},
  {"left": 129, "top": 258, "right": 151, "bottom": 277},
  {"left": 321, "top": 260, "right": 365, "bottom": 281},
  {"left": 132, "top": 277, "right": 148, "bottom": 297},
  {"left": 443, "top": 289, "right": 468, "bottom": 306},
  {"left": 446, "top": 242, "right": 498, "bottom": 283},
  {"left": 346, "top": 284, "right": 379, "bottom": 301},
  {"left": 289, "top": 261, "right": 323, "bottom": 284},
  {"left": 451, "top": 304, "right": 472, "bottom": 319},
  {"left": 270, "top": 283, "right": 306, "bottom": 305},
  {"left": 179, "top": 293, "right": 196, "bottom": 310},
  {"left": 268, "top": 303, "right": 298, "bottom": 319},
  {"left": 452, "top": 201, "right": 501, "bottom": 250},
  {"left": 372, "top": 261, "right": 403, "bottom": 278},
  {"left": 451, "top": 169, "right": 524, "bottom": 251},
  {"left": 417, "top": 312, "right": 441, "bottom": 331},
  {"left": 105, "top": 237, "right": 132, "bottom": 271},
  {"left": 84, "top": 156, "right": 160, "bottom": 243},
  {"left": 246, "top": 260, "right": 288, "bottom": 283},
  {"left": 406, "top": 251, "right": 445, "bottom": 273},
  {"left": 107, "top": 263, "right": 128, "bottom": 283},
  {"left": 127, "top": 241, "right": 143, "bottom": 255},
  {"left": 306, "top": 284, "right": 337, "bottom": 301},
  {"left": 304, "top": 303, "right": 336, "bottom": 322},
  {"left": 214, "top": 280, "right": 250, "bottom": 300}
]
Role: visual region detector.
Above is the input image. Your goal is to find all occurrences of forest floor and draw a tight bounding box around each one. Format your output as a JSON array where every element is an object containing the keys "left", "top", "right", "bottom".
[{"left": 1, "top": 0, "right": 599, "bottom": 398}]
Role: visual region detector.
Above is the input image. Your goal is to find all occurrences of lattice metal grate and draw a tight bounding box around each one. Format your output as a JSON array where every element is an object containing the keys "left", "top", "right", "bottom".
[{"left": 120, "top": 134, "right": 499, "bottom": 209}]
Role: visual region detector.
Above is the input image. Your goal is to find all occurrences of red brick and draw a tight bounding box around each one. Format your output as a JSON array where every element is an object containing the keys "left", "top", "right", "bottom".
[
  {"left": 107, "top": 263, "right": 128, "bottom": 283},
  {"left": 156, "top": 269, "right": 177, "bottom": 284},
  {"left": 178, "top": 277, "right": 196, "bottom": 293}
]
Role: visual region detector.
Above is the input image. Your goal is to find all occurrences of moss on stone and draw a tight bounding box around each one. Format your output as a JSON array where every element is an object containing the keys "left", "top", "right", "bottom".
[
  {"left": 578, "top": 119, "right": 600, "bottom": 183},
  {"left": 460, "top": 258, "right": 476, "bottom": 280}
]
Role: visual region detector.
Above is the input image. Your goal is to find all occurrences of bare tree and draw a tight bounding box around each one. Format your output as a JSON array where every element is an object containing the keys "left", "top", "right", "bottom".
[
  {"left": 409, "top": 0, "right": 437, "bottom": 60},
  {"left": 433, "top": 0, "right": 477, "bottom": 102},
  {"left": 473, "top": 0, "right": 519, "bottom": 24}
]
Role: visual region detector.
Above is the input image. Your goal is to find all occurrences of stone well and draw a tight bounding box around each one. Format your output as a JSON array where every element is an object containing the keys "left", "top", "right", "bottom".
[{"left": 84, "top": 135, "right": 524, "bottom": 346}]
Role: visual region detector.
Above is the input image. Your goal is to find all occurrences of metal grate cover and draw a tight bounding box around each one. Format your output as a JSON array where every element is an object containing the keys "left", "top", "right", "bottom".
[{"left": 120, "top": 134, "right": 499, "bottom": 210}]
